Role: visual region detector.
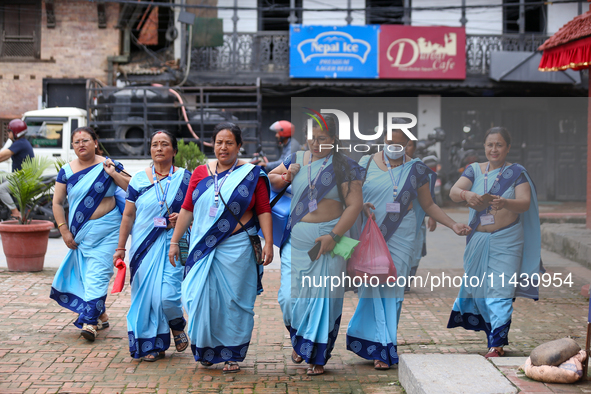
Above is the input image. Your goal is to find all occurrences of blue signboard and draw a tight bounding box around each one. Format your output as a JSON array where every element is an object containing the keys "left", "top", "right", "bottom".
[{"left": 290, "top": 25, "right": 379, "bottom": 79}]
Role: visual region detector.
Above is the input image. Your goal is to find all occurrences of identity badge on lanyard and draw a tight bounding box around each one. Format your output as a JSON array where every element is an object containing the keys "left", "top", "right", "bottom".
[
  {"left": 307, "top": 153, "right": 331, "bottom": 213},
  {"left": 384, "top": 151, "right": 406, "bottom": 213},
  {"left": 152, "top": 165, "right": 173, "bottom": 228},
  {"left": 210, "top": 159, "right": 238, "bottom": 217},
  {"left": 480, "top": 161, "right": 506, "bottom": 226}
]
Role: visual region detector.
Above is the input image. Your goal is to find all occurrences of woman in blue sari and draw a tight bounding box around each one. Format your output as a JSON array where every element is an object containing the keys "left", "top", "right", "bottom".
[
  {"left": 346, "top": 129, "right": 471, "bottom": 370},
  {"left": 51, "top": 127, "right": 130, "bottom": 341},
  {"left": 269, "top": 115, "right": 364, "bottom": 376},
  {"left": 447, "top": 127, "right": 540, "bottom": 358},
  {"left": 113, "top": 131, "right": 191, "bottom": 362},
  {"left": 169, "top": 122, "right": 273, "bottom": 373}
]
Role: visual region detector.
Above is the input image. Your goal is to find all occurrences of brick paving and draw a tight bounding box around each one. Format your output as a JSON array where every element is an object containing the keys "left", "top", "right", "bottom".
[{"left": 2, "top": 210, "right": 591, "bottom": 393}]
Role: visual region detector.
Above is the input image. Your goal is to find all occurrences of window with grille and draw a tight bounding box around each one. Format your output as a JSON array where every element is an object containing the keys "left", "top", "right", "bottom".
[
  {"left": 0, "top": 0, "right": 41, "bottom": 59},
  {"left": 503, "top": 0, "right": 546, "bottom": 34},
  {"left": 366, "top": 0, "right": 408, "bottom": 25},
  {"left": 258, "top": 0, "right": 302, "bottom": 31}
]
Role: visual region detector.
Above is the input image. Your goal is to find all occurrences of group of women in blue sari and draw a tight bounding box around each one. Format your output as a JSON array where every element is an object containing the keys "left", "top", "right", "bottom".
[{"left": 50, "top": 120, "right": 540, "bottom": 374}]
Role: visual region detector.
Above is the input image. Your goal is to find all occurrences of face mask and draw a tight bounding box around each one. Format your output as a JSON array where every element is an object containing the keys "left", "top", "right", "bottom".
[{"left": 383, "top": 144, "right": 405, "bottom": 160}]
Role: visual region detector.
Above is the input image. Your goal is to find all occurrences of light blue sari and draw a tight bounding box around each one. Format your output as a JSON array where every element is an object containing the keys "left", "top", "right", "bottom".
[
  {"left": 346, "top": 156, "right": 435, "bottom": 366},
  {"left": 182, "top": 163, "right": 266, "bottom": 364},
  {"left": 281, "top": 151, "right": 365, "bottom": 366},
  {"left": 50, "top": 163, "right": 123, "bottom": 328},
  {"left": 125, "top": 169, "right": 191, "bottom": 358},
  {"left": 447, "top": 162, "right": 540, "bottom": 348}
]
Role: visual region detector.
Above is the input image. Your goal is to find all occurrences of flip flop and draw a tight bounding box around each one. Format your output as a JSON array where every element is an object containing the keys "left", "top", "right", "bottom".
[
  {"left": 223, "top": 361, "right": 240, "bottom": 373},
  {"left": 81, "top": 324, "right": 97, "bottom": 342},
  {"left": 306, "top": 365, "right": 324, "bottom": 376},
  {"left": 200, "top": 361, "right": 213, "bottom": 367},
  {"left": 96, "top": 319, "right": 109, "bottom": 330},
  {"left": 291, "top": 351, "right": 303, "bottom": 364},
  {"left": 485, "top": 347, "right": 504, "bottom": 358},
  {"left": 173, "top": 331, "right": 189, "bottom": 352},
  {"left": 374, "top": 360, "right": 390, "bottom": 370},
  {"left": 142, "top": 351, "right": 165, "bottom": 362}
]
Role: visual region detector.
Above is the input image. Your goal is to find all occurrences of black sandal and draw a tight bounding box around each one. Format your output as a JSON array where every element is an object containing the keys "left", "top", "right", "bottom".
[{"left": 200, "top": 360, "right": 213, "bottom": 367}]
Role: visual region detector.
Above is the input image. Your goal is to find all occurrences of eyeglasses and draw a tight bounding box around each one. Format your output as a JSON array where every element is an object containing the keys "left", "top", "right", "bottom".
[{"left": 72, "top": 139, "right": 92, "bottom": 146}]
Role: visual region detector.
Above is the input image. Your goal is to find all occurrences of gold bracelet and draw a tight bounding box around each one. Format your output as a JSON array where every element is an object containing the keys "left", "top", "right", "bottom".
[{"left": 57, "top": 222, "right": 66, "bottom": 229}]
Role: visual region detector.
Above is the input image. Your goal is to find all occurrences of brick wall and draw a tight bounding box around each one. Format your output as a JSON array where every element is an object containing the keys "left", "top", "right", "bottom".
[{"left": 0, "top": 1, "right": 121, "bottom": 119}]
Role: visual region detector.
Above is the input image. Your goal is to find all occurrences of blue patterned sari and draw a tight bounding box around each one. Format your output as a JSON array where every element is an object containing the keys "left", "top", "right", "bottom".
[
  {"left": 447, "top": 162, "right": 540, "bottom": 348},
  {"left": 50, "top": 163, "right": 124, "bottom": 328},
  {"left": 346, "top": 156, "right": 435, "bottom": 366},
  {"left": 279, "top": 151, "right": 364, "bottom": 366},
  {"left": 125, "top": 168, "right": 191, "bottom": 358},
  {"left": 182, "top": 163, "right": 267, "bottom": 364}
]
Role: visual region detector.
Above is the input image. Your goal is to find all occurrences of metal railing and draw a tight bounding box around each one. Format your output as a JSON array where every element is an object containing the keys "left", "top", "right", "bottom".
[{"left": 191, "top": 31, "right": 548, "bottom": 77}]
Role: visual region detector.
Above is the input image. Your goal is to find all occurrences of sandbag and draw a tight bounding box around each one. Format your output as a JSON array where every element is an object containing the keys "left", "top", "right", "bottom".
[
  {"left": 524, "top": 350, "right": 586, "bottom": 384},
  {"left": 530, "top": 338, "right": 581, "bottom": 366}
]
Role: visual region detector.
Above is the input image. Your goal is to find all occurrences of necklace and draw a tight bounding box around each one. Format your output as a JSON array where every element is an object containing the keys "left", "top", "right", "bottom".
[
  {"left": 383, "top": 156, "right": 403, "bottom": 168},
  {"left": 154, "top": 169, "right": 170, "bottom": 177}
]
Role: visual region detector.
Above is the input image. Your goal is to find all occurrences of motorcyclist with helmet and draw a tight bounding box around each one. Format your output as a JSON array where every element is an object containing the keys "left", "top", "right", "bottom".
[
  {"left": 261, "top": 120, "right": 301, "bottom": 172},
  {"left": 0, "top": 119, "right": 35, "bottom": 221}
]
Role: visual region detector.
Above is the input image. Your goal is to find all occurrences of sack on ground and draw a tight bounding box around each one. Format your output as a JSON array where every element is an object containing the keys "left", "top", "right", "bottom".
[
  {"left": 524, "top": 350, "right": 586, "bottom": 383},
  {"left": 346, "top": 217, "right": 396, "bottom": 285},
  {"left": 530, "top": 338, "right": 581, "bottom": 366}
]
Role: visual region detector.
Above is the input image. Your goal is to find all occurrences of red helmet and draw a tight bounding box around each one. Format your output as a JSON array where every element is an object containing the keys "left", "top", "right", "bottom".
[
  {"left": 8, "top": 119, "right": 27, "bottom": 138},
  {"left": 270, "top": 120, "right": 293, "bottom": 138}
]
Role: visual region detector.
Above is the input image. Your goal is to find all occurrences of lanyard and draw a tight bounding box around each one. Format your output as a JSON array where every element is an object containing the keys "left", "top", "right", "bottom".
[
  {"left": 307, "top": 153, "right": 331, "bottom": 200},
  {"left": 483, "top": 161, "right": 506, "bottom": 214},
  {"left": 152, "top": 164, "right": 173, "bottom": 210},
  {"left": 483, "top": 161, "right": 506, "bottom": 194},
  {"left": 214, "top": 159, "right": 238, "bottom": 206},
  {"left": 384, "top": 151, "right": 406, "bottom": 200}
]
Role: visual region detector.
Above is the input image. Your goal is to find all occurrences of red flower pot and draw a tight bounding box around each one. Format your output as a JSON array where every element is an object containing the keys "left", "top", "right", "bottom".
[{"left": 0, "top": 220, "right": 55, "bottom": 272}]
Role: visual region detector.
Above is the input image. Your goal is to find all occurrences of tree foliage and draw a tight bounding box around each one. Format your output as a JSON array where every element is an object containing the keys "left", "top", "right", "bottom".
[{"left": 175, "top": 140, "right": 207, "bottom": 172}]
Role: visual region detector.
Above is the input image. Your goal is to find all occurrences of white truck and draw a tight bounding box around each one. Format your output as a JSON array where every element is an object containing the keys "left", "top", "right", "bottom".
[{"left": 7, "top": 107, "right": 152, "bottom": 175}]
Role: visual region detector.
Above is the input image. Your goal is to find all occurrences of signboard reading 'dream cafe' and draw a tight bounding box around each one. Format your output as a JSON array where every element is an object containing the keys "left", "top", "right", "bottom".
[
  {"left": 379, "top": 25, "right": 466, "bottom": 80},
  {"left": 290, "top": 25, "right": 379, "bottom": 79}
]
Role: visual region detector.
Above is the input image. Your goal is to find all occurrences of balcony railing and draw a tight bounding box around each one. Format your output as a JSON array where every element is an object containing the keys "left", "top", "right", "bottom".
[{"left": 191, "top": 31, "right": 549, "bottom": 78}]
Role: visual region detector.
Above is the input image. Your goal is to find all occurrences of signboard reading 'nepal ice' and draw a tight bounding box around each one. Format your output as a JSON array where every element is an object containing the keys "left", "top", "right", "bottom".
[
  {"left": 379, "top": 25, "right": 466, "bottom": 80},
  {"left": 290, "top": 25, "right": 379, "bottom": 79}
]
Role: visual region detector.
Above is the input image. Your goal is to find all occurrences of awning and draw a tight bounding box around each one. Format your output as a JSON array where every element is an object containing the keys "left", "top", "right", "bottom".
[
  {"left": 539, "top": 36, "right": 591, "bottom": 71},
  {"left": 490, "top": 50, "right": 581, "bottom": 83}
]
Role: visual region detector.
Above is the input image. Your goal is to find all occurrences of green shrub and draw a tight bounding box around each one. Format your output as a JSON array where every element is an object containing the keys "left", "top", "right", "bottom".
[{"left": 175, "top": 140, "right": 207, "bottom": 171}]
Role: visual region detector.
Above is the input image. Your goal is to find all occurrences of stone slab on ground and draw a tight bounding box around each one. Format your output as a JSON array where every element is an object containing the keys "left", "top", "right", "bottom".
[
  {"left": 489, "top": 357, "right": 528, "bottom": 367},
  {"left": 541, "top": 223, "right": 591, "bottom": 270},
  {"left": 399, "top": 354, "right": 517, "bottom": 394}
]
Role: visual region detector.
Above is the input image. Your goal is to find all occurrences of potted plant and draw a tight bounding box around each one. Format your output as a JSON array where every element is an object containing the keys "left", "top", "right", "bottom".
[{"left": 0, "top": 156, "right": 55, "bottom": 271}]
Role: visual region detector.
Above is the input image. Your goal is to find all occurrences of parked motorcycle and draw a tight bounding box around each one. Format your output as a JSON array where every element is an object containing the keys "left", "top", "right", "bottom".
[
  {"left": 442, "top": 133, "right": 480, "bottom": 201},
  {"left": 0, "top": 174, "right": 66, "bottom": 238},
  {"left": 414, "top": 128, "right": 446, "bottom": 206}
]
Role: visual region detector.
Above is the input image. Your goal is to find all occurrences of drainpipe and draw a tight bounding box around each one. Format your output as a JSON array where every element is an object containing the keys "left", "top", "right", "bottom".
[{"left": 107, "top": 27, "right": 131, "bottom": 85}]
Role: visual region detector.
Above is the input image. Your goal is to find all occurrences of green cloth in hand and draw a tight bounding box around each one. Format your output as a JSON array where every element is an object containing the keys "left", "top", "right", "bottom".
[{"left": 330, "top": 236, "right": 360, "bottom": 259}]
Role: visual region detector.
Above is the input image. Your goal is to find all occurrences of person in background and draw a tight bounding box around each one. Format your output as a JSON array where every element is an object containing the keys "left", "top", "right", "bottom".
[
  {"left": 262, "top": 121, "right": 301, "bottom": 172},
  {"left": 0, "top": 119, "right": 35, "bottom": 221}
]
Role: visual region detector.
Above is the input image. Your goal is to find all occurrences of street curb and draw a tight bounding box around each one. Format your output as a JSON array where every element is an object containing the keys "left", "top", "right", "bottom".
[{"left": 541, "top": 223, "right": 591, "bottom": 270}]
